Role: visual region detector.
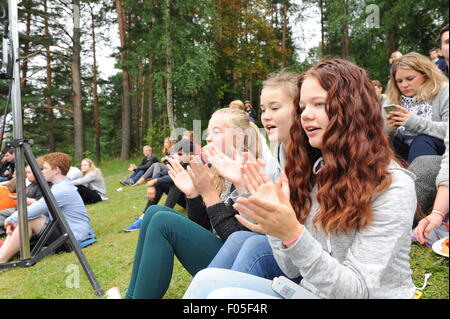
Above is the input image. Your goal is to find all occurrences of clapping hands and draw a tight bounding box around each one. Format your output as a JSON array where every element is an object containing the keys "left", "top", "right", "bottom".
[
  {"left": 186, "top": 155, "right": 215, "bottom": 197},
  {"left": 234, "top": 169, "right": 303, "bottom": 243},
  {"left": 203, "top": 143, "right": 261, "bottom": 194},
  {"left": 167, "top": 157, "right": 199, "bottom": 199}
]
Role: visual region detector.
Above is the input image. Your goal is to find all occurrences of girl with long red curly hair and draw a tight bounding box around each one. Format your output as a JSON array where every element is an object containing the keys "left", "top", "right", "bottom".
[{"left": 183, "top": 59, "right": 418, "bottom": 299}]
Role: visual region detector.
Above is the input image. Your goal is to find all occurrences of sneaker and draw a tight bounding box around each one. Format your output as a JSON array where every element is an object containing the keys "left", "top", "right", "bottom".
[
  {"left": 124, "top": 178, "right": 135, "bottom": 186},
  {"left": 105, "top": 287, "right": 122, "bottom": 299},
  {"left": 123, "top": 218, "right": 142, "bottom": 232}
]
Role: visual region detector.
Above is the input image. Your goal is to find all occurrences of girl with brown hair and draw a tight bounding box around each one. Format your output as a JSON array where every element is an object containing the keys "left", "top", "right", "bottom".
[{"left": 184, "top": 59, "right": 417, "bottom": 299}]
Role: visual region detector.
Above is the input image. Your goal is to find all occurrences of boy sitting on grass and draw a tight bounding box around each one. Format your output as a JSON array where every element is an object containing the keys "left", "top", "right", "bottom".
[{"left": 0, "top": 152, "right": 92, "bottom": 264}]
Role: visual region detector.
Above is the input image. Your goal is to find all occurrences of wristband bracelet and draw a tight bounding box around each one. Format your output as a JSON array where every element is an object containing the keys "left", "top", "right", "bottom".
[
  {"left": 283, "top": 234, "right": 300, "bottom": 247},
  {"left": 431, "top": 210, "right": 446, "bottom": 221}
]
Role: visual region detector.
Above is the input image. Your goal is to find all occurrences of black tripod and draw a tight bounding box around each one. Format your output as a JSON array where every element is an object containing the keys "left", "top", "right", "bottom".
[{"left": 0, "top": 0, "right": 103, "bottom": 297}]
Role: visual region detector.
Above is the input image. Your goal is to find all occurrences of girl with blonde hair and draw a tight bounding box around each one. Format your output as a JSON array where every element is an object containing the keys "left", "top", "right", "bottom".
[
  {"left": 191, "top": 69, "right": 301, "bottom": 285},
  {"left": 70, "top": 158, "right": 107, "bottom": 204},
  {"left": 108, "top": 108, "right": 262, "bottom": 299},
  {"left": 185, "top": 59, "right": 417, "bottom": 299},
  {"left": 385, "top": 52, "right": 448, "bottom": 163},
  {"left": 228, "top": 99, "right": 245, "bottom": 110}
]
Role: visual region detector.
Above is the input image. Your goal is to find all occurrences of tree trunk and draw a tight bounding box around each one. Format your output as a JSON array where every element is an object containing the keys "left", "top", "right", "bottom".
[
  {"left": 147, "top": 58, "right": 154, "bottom": 130},
  {"left": 72, "top": 0, "right": 84, "bottom": 162},
  {"left": 139, "top": 67, "right": 145, "bottom": 148},
  {"left": 341, "top": 1, "right": 349, "bottom": 59},
  {"left": 319, "top": 0, "right": 325, "bottom": 59},
  {"left": 135, "top": 63, "right": 144, "bottom": 148},
  {"left": 20, "top": 1, "right": 31, "bottom": 89},
  {"left": 232, "top": 70, "right": 238, "bottom": 89},
  {"left": 89, "top": 3, "right": 101, "bottom": 163},
  {"left": 164, "top": 0, "right": 175, "bottom": 130},
  {"left": 281, "top": 2, "right": 288, "bottom": 68},
  {"left": 386, "top": 26, "right": 399, "bottom": 55},
  {"left": 44, "top": 0, "right": 55, "bottom": 152},
  {"left": 116, "top": 0, "right": 132, "bottom": 159}
]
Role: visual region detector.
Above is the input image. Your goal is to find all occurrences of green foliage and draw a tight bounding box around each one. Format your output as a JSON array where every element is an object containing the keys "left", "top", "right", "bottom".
[
  {"left": 143, "top": 115, "right": 172, "bottom": 151},
  {"left": 302, "top": 0, "right": 449, "bottom": 87},
  {"left": 5, "top": 0, "right": 448, "bottom": 160}
]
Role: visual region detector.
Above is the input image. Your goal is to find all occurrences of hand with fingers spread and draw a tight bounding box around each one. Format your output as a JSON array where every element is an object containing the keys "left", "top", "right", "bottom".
[
  {"left": 167, "top": 157, "right": 199, "bottom": 198},
  {"left": 187, "top": 156, "right": 216, "bottom": 198},
  {"left": 234, "top": 171, "right": 302, "bottom": 243},
  {"left": 203, "top": 144, "right": 254, "bottom": 192},
  {"left": 241, "top": 160, "right": 272, "bottom": 196}
]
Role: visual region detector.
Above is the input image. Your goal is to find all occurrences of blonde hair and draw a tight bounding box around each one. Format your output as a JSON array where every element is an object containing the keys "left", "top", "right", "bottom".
[
  {"left": 81, "top": 158, "right": 102, "bottom": 177},
  {"left": 262, "top": 69, "right": 300, "bottom": 101},
  {"left": 162, "top": 137, "right": 175, "bottom": 155},
  {"left": 209, "top": 108, "right": 262, "bottom": 195},
  {"left": 386, "top": 52, "right": 448, "bottom": 104},
  {"left": 228, "top": 100, "right": 245, "bottom": 110}
]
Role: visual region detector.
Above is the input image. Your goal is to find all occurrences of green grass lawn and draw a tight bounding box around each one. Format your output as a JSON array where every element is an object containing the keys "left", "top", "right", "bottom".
[{"left": 0, "top": 158, "right": 447, "bottom": 299}]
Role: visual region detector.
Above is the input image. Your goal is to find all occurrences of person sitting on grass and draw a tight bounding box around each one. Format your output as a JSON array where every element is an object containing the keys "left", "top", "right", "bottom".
[
  {"left": 106, "top": 108, "right": 262, "bottom": 299},
  {"left": 134, "top": 137, "right": 175, "bottom": 186},
  {"left": 120, "top": 146, "right": 159, "bottom": 186},
  {"left": 0, "top": 148, "right": 15, "bottom": 183},
  {"left": 384, "top": 52, "right": 448, "bottom": 164},
  {"left": 123, "top": 146, "right": 192, "bottom": 232},
  {"left": 202, "top": 70, "right": 300, "bottom": 283},
  {"left": 184, "top": 59, "right": 417, "bottom": 299},
  {"left": 0, "top": 178, "right": 17, "bottom": 211},
  {"left": 70, "top": 158, "right": 108, "bottom": 205},
  {"left": 0, "top": 159, "right": 50, "bottom": 236},
  {"left": 0, "top": 152, "right": 92, "bottom": 264},
  {"left": 412, "top": 126, "right": 449, "bottom": 246}
]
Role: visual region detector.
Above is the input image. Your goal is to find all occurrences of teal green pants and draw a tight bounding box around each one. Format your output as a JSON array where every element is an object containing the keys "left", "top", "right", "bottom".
[{"left": 125, "top": 205, "right": 224, "bottom": 299}]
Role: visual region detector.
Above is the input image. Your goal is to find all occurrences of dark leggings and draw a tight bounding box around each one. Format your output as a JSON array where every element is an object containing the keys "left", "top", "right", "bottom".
[
  {"left": 142, "top": 182, "right": 186, "bottom": 214},
  {"left": 125, "top": 205, "right": 223, "bottom": 299},
  {"left": 75, "top": 185, "right": 102, "bottom": 205}
]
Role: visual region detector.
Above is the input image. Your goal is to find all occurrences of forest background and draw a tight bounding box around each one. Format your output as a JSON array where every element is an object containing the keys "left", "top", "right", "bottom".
[{"left": 0, "top": 0, "right": 448, "bottom": 163}]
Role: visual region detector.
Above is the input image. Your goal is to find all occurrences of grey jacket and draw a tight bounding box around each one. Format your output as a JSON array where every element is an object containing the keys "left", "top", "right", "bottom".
[
  {"left": 384, "top": 85, "right": 449, "bottom": 140},
  {"left": 70, "top": 171, "right": 108, "bottom": 200},
  {"left": 268, "top": 161, "right": 417, "bottom": 299},
  {"left": 436, "top": 125, "right": 449, "bottom": 188}
]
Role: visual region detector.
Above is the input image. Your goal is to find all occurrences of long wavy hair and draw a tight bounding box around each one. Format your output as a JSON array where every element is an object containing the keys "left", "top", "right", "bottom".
[
  {"left": 286, "top": 59, "right": 397, "bottom": 234},
  {"left": 386, "top": 52, "right": 448, "bottom": 104}
]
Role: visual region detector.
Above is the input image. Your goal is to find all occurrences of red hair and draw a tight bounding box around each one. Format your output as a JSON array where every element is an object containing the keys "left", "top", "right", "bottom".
[{"left": 286, "top": 59, "right": 397, "bottom": 234}]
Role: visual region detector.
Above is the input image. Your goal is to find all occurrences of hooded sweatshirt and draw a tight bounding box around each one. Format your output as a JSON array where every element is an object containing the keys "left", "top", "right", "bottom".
[{"left": 268, "top": 160, "right": 417, "bottom": 299}]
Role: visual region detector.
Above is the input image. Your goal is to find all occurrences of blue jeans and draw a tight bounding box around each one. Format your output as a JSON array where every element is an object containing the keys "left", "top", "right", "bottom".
[
  {"left": 127, "top": 170, "right": 145, "bottom": 184},
  {"left": 392, "top": 134, "right": 445, "bottom": 164},
  {"left": 183, "top": 268, "right": 280, "bottom": 299},
  {"left": 208, "top": 231, "right": 301, "bottom": 283}
]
